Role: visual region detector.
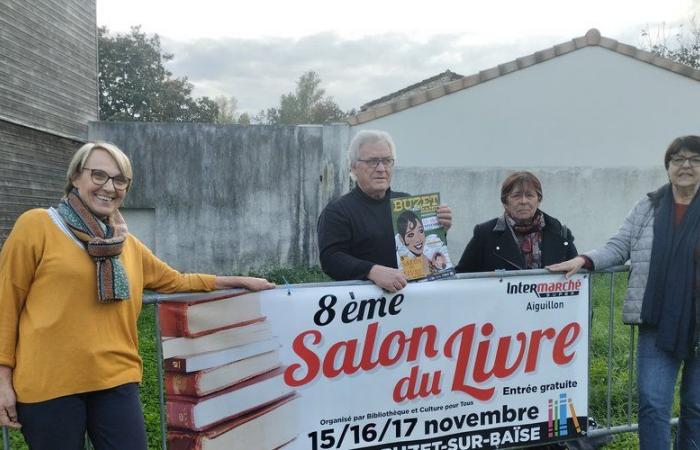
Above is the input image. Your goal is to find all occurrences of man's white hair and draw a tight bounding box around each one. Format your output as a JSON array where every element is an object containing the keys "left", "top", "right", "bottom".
[{"left": 347, "top": 130, "right": 397, "bottom": 168}]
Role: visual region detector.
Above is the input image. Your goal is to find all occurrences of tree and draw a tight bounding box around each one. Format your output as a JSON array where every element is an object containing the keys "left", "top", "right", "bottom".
[
  {"left": 214, "top": 96, "right": 248, "bottom": 124},
  {"left": 257, "top": 71, "right": 349, "bottom": 124},
  {"left": 98, "top": 26, "right": 219, "bottom": 122},
  {"left": 642, "top": 20, "right": 700, "bottom": 69}
]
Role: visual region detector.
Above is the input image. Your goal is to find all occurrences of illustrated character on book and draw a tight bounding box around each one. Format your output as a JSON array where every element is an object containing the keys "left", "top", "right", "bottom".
[
  {"left": 317, "top": 129, "right": 453, "bottom": 292},
  {"left": 395, "top": 209, "right": 431, "bottom": 279},
  {"left": 0, "top": 142, "right": 275, "bottom": 450}
]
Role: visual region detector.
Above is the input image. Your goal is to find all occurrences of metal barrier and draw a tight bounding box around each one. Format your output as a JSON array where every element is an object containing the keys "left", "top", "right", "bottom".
[{"left": 1, "top": 266, "right": 678, "bottom": 449}]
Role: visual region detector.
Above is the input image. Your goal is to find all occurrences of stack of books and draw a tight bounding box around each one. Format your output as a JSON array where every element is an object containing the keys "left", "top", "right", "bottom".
[{"left": 160, "top": 290, "right": 299, "bottom": 449}]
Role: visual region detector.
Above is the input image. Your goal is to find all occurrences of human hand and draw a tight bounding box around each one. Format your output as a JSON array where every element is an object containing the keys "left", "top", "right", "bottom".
[
  {"left": 546, "top": 256, "right": 586, "bottom": 279},
  {"left": 367, "top": 265, "right": 408, "bottom": 293},
  {"left": 437, "top": 205, "right": 453, "bottom": 232},
  {"left": 0, "top": 366, "right": 20, "bottom": 429},
  {"left": 215, "top": 276, "right": 275, "bottom": 291}
]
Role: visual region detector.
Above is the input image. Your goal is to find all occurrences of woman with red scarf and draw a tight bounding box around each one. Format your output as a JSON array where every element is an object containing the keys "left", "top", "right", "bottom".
[{"left": 455, "top": 171, "right": 577, "bottom": 273}]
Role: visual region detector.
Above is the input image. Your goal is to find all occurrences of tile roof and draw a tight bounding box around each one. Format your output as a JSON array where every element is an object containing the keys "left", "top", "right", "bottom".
[
  {"left": 359, "top": 70, "right": 464, "bottom": 111},
  {"left": 348, "top": 28, "right": 700, "bottom": 125}
]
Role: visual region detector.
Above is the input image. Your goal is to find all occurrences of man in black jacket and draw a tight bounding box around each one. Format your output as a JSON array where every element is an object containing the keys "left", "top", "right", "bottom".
[{"left": 317, "top": 130, "right": 452, "bottom": 292}]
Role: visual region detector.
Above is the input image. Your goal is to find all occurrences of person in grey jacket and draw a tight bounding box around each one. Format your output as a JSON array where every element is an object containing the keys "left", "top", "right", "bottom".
[{"left": 548, "top": 135, "right": 700, "bottom": 450}]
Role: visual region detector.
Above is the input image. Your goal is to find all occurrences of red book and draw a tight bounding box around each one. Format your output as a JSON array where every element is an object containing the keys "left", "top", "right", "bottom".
[
  {"left": 159, "top": 290, "right": 263, "bottom": 337},
  {"left": 162, "top": 318, "right": 271, "bottom": 359},
  {"left": 165, "top": 350, "right": 281, "bottom": 397},
  {"left": 167, "top": 394, "right": 300, "bottom": 450},
  {"left": 166, "top": 367, "right": 293, "bottom": 431}
]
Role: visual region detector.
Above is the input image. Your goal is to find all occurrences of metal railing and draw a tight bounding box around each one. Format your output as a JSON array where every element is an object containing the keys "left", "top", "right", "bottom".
[{"left": 2, "top": 266, "right": 674, "bottom": 449}]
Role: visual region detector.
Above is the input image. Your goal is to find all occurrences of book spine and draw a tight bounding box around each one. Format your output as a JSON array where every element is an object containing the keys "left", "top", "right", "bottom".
[
  {"left": 164, "top": 357, "right": 188, "bottom": 373},
  {"left": 166, "top": 433, "right": 202, "bottom": 450},
  {"left": 160, "top": 302, "right": 189, "bottom": 337},
  {"left": 165, "top": 371, "right": 201, "bottom": 396},
  {"left": 166, "top": 400, "right": 198, "bottom": 430}
]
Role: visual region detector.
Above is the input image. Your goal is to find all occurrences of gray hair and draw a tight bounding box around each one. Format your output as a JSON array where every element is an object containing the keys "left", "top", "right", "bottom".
[{"left": 347, "top": 130, "right": 397, "bottom": 167}]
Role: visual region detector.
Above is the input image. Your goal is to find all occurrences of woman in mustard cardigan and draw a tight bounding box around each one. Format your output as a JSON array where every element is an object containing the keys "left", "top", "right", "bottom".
[{"left": 0, "top": 142, "right": 274, "bottom": 450}]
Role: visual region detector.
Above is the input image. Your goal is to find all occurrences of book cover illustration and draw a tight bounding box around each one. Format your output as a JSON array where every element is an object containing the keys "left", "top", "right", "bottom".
[{"left": 391, "top": 192, "right": 455, "bottom": 281}]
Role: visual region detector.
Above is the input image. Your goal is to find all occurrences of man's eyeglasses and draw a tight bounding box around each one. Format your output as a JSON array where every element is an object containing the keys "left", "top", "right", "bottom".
[
  {"left": 670, "top": 156, "right": 700, "bottom": 168},
  {"left": 83, "top": 168, "right": 131, "bottom": 190},
  {"left": 357, "top": 157, "right": 395, "bottom": 169}
]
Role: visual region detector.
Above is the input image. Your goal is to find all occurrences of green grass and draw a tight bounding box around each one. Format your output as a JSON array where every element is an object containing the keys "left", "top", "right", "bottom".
[{"left": 3, "top": 267, "right": 674, "bottom": 449}]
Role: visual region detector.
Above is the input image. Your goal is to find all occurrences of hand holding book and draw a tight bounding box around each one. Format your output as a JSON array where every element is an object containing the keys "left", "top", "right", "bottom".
[{"left": 436, "top": 204, "right": 453, "bottom": 231}]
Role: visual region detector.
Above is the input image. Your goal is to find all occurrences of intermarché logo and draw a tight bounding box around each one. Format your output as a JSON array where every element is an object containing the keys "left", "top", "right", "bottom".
[{"left": 506, "top": 279, "right": 582, "bottom": 298}]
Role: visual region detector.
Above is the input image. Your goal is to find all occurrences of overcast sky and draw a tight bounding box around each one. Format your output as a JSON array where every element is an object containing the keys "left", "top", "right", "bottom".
[{"left": 97, "top": 0, "right": 699, "bottom": 115}]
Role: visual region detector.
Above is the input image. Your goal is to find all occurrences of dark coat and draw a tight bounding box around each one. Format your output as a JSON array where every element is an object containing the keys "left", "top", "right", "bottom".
[{"left": 455, "top": 211, "right": 577, "bottom": 272}]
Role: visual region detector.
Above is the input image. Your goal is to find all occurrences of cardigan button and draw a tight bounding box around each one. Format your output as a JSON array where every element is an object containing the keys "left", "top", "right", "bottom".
[
  {"left": 496, "top": 246, "right": 500, "bottom": 251},
  {"left": 564, "top": 242, "right": 568, "bottom": 246}
]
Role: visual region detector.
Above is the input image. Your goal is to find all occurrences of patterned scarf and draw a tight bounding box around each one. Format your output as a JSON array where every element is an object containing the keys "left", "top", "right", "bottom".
[
  {"left": 57, "top": 188, "right": 130, "bottom": 302},
  {"left": 506, "top": 210, "right": 545, "bottom": 269}
]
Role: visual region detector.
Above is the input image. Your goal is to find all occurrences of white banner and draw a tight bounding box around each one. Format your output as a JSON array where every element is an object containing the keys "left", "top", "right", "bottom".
[{"left": 248, "top": 273, "right": 589, "bottom": 450}]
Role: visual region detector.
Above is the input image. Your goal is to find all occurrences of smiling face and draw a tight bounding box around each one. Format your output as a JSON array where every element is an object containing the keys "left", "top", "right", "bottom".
[
  {"left": 401, "top": 219, "right": 425, "bottom": 256},
  {"left": 503, "top": 182, "right": 541, "bottom": 222},
  {"left": 351, "top": 140, "right": 393, "bottom": 199},
  {"left": 667, "top": 149, "right": 700, "bottom": 192},
  {"left": 71, "top": 149, "right": 127, "bottom": 218}
]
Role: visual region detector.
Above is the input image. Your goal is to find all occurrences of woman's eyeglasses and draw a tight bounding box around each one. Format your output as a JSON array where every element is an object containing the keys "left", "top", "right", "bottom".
[
  {"left": 669, "top": 156, "right": 700, "bottom": 168},
  {"left": 82, "top": 168, "right": 131, "bottom": 190}
]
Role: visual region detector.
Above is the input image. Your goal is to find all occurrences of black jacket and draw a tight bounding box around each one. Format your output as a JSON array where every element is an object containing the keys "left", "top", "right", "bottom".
[
  {"left": 317, "top": 187, "right": 409, "bottom": 281},
  {"left": 455, "top": 211, "right": 577, "bottom": 272}
]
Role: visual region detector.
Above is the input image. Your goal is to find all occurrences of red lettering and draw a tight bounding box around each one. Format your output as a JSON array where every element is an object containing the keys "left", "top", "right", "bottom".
[
  {"left": 284, "top": 330, "right": 322, "bottom": 387},
  {"left": 444, "top": 324, "right": 495, "bottom": 401},
  {"left": 524, "top": 327, "right": 557, "bottom": 372},
  {"left": 553, "top": 322, "right": 581, "bottom": 364}
]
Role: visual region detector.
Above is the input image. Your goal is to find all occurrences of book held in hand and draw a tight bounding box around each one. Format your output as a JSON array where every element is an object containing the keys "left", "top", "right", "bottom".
[
  {"left": 166, "top": 394, "right": 300, "bottom": 450},
  {"left": 166, "top": 367, "right": 293, "bottom": 431},
  {"left": 159, "top": 290, "right": 264, "bottom": 337},
  {"left": 165, "top": 350, "right": 281, "bottom": 397},
  {"left": 392, "top": 192, "right": 455, "bottom": 281}
]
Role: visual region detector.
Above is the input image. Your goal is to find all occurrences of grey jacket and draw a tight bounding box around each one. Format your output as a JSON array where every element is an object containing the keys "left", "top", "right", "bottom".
[{"left": 586, "top": 190, "right": 660, "bottom": 324}]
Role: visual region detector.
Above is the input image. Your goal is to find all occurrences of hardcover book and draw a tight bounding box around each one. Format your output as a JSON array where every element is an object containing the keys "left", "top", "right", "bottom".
[
  {"left": 166, "top": 367, "right": 293, "bottom": 431},
  {"left": 391, "top": 192, "right": 455, "bottom": 281},
  {"left": 159, "top": 290, "right": 264, "bottom": 337},
  {"left": 165, "top": 350, "right": 281, "bottom": 397},
  {"left": 166, "top": 394, "right": 300, "bottom": 450},
  {"left": 162, "top": 319, "right": 272, "bottom": 359},
  {"left": 164, "top": 337, "right": 280, "bottom": 373}
]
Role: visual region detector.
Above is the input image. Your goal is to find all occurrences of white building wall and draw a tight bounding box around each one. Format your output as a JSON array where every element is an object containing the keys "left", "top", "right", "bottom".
[
  {"left": 352, "top": 46, "right": 696, "bottom": 259},
  {"left": 353, "top": 47, "right": 700, "bottom": 168}
]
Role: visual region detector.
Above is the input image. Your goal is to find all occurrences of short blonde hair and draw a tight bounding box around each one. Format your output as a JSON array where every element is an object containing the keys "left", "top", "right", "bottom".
[{"left": 65, "top": 142, "right": 133, "bottom": 195}]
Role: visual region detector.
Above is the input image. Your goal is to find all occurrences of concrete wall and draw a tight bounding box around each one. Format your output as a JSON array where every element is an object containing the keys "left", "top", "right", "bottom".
[
  {"left": 89, "top": 120, "right": 668, "bottom": 273},
  {"left": 353, "top": 47, "right": 700, "bottom": 168},
  {"left": 88, "top": 122, "right": 350, "bottom": 274},
  {"left": 392, "top": 166, "right": 668, "bottom": 261}
]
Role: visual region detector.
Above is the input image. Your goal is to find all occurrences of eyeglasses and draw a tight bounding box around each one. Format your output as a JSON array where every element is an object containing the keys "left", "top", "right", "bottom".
[
  {"left": 669, "top": 156, "right": 700, "bottom": 168},
  {"left": 82, "top": 168, "right": 131, "bottom": 190},
  {"left": 507, "top": 191, "right": 539, "bottom": 200},
  {"left": 357, "top": 157, "right": 395, "bottom": 169}
]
